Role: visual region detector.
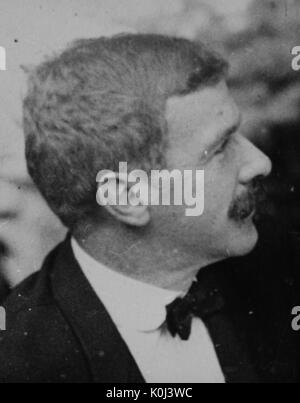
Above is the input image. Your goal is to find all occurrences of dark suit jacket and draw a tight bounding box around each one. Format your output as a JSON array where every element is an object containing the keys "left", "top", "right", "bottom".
[{"left": 0, "top": 235, "right": 299, "bottom": 383}]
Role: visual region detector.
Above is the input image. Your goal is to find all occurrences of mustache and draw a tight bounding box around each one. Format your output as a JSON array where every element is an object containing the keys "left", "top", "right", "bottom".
[{"left": 228, "top": 177, "right": 267, "bottom": 222}]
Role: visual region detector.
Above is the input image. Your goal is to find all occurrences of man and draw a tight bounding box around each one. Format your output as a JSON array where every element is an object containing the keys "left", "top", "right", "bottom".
[
  {"left": 0, "top": 34, "right": 298, "bottom": 383},
  {"left": 0, "top": 0, "right": 130, "bottom": 290},
  {"left": 0, "top": 47, "right": 66, "bottom": 288}
]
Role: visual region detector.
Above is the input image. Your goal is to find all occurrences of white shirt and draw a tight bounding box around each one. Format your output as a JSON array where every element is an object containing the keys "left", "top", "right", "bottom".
[{"left": 71, "top": 238, "right": 225, "bottom": 383}]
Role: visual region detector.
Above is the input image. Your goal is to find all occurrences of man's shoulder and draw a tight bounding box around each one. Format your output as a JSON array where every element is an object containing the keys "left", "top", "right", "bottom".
[
  {"left": 3, "top": 265, "right": 53, "bottom": 315},
  {"left": 2, "top": 235, "right": 73, "bottom": 314},
  {"left": 0, "top": 240, "right": 91, "bottom": 383}
]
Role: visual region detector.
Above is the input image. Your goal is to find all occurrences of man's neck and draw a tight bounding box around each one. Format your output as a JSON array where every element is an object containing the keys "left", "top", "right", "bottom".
[{"left": 74, "top": 222, "right": 211, "bottom": 292}]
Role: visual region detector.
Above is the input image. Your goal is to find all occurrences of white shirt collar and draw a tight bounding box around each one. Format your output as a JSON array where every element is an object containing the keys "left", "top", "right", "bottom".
[{"left": 71, "top": 238, "right": 184, "bottom": 332}]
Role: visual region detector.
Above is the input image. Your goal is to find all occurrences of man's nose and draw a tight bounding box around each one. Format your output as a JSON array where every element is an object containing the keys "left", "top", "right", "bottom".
[{"left": 238, "top": 136, "right": 272, "bottom": 184}]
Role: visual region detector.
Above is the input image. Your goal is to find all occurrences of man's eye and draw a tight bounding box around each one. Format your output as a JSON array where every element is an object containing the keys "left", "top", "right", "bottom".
[{"left": 215, "top": 137, "right": 230, "bottom": 155}]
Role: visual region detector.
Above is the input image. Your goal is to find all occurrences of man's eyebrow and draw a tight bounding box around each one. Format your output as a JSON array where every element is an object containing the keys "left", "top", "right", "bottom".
[{"left": 206, "top": 115, "right": 242, "bottom": 152}]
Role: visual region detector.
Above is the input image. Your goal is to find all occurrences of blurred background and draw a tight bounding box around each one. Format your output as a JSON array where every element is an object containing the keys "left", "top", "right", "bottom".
[{"left": 1, "top": 0, "right": 300, "bottom": 302}]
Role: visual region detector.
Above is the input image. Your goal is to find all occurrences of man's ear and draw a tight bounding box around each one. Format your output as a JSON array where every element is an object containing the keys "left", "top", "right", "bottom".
[{"left": 96, "top": 173, "right": 151, "bottom": 227}]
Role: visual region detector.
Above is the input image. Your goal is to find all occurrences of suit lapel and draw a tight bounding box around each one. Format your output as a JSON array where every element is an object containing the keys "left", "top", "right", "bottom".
[
  {"left": 49, "top": 238, "right": 293, "bottom": 383},
  {"left": 50, "top": 237, "right": 145, "bottom": 383}
]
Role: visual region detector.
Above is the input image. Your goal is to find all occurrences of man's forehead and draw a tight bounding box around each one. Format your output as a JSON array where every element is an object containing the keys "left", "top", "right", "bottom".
[{"left": 166, "top": 82, "right": 240, "bottom": 136}]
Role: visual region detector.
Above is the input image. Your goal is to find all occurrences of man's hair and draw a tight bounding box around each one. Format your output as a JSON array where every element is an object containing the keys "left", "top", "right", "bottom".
[{"left": 24, "top": 34, "right": 228, "bottom": 229}]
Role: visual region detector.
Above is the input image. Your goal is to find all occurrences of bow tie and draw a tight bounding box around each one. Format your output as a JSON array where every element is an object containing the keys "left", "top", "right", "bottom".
[
  {"left": 165, "top": 269, "right": 259, "bottom": 383},
  {"left": 166, "top": 278, "right": 225, "bottom": 341}
]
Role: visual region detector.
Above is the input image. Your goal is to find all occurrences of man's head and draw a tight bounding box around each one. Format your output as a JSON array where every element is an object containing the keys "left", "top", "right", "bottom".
[{"left": 24, "top": 34, "right": 272, "bottom": 268}]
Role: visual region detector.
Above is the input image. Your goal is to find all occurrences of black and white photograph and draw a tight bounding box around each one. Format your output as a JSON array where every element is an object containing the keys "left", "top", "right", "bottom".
[{"left": 0, "top": 0, "right": 300, "bottom": 386}]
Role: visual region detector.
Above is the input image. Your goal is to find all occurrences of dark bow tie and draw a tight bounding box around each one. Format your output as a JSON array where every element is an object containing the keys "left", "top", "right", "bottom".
[
  {"left": 165, "top": 269, "right": 259, "bottom": 383},
  {"left": 166, "top": 279, "right": 225, "bottom": 341}
]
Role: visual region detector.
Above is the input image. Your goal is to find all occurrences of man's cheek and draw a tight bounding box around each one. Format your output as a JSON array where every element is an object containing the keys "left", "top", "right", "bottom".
[
  {"left": 204, "top": 182, "right": 233, "bottom": 216},
  {"left": 0, "top": 181, "right": 20, "bottom": 217}
]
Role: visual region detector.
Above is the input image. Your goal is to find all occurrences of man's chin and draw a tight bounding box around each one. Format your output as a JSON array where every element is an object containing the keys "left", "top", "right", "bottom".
[{"left": 228, "top": 218, "right": 259, "bottom": 257}]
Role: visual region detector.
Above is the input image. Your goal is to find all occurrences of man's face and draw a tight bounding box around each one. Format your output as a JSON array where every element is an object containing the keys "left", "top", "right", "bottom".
[{"left": 158, "top": 81, "right": 272, "bottom": 262}]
